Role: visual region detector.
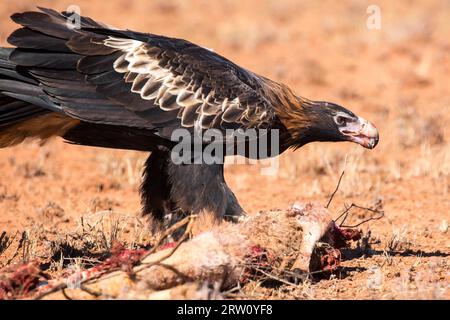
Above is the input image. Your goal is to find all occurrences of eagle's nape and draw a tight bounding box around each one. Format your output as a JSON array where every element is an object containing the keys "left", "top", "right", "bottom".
[{"left": 0, "top": 7, "right": 379, "bottom": 223}]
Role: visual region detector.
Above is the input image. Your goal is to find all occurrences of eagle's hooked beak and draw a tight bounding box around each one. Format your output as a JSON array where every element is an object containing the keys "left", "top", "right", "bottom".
[{"left": 340, "top": 117, "right": 379, "bottom": 149}]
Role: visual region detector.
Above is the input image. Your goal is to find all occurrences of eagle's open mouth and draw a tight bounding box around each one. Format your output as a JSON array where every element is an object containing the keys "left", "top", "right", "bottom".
[{"left": 341, "top": 117, "right": 379, "bottom": 149}]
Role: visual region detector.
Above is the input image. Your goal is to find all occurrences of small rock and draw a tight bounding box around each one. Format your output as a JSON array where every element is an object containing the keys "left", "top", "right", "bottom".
[{"left": 438, "top": 220, "right": 448, "bottom": 234}]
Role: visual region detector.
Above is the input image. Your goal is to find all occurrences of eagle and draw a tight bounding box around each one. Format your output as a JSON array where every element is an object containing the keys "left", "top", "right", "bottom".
[{"left": 0, "top": 8, "right": 379, "bottom": 222}]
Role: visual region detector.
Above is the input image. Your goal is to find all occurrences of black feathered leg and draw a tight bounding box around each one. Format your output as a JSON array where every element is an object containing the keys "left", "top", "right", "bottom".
[
  {"left": 141, "top": 149, "right": 175, "bottom": 221},
  {"left": 141, "top": 149, "right": 245, "bottom": 222}
]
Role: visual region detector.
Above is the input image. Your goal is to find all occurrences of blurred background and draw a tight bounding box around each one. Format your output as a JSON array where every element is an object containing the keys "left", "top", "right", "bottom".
[{"left": 0, "top": 0, "right": 448, "bottom": 299}]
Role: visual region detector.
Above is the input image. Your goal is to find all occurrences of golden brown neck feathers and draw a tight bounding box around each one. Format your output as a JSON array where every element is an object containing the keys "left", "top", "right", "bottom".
[{"left": 260, "top": 78, "right": 318, "bottom": 142}]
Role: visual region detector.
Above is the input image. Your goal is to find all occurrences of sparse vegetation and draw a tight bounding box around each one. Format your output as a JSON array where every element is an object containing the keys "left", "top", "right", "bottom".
[{"left": 0, "top": 0, "right": 449, "bottom": 300}]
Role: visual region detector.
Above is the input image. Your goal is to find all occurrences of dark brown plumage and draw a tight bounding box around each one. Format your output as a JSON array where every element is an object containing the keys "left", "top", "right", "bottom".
[{"left": 0, "top": 8, "right": 379, "bottom": 222}]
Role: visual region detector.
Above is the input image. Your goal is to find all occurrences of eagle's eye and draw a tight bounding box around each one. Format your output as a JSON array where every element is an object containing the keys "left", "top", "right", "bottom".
[{"left": 335, "top": 115, "right": 350, "bottom": 126}]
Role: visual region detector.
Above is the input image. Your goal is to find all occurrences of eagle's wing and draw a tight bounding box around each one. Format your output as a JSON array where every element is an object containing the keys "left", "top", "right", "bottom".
[{"left": 5, "top": 8, "right": 275, "bottom": 141}]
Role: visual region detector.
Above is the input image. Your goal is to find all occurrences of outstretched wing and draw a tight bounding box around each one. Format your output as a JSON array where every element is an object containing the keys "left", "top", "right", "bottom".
[{"left": 5, "top": 8, "right": 275, "bottom": 141}]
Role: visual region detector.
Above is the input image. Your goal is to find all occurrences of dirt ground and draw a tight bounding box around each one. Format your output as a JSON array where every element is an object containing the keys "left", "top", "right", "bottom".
[{"left": 0, "top": 0, "right": 448, "bottom": 299}]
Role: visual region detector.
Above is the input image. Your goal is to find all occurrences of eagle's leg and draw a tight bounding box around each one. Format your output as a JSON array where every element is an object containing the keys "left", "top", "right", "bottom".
[
  {"left": 141, "top": 148, "right": 175, "bottom": 221},
  {"left": 141, "top": 149, "right": 245, "bottom": 223}
]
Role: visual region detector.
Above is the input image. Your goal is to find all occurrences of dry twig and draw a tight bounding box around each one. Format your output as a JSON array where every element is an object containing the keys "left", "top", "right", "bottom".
[{"left": 326, "top": 155, "right": 348, "bottom": 208}]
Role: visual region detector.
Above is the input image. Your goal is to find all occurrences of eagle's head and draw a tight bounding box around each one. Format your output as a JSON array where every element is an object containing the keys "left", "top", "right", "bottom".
[
  {"left": 277, "top": 97, "right": 379, "bottom": 150},
  {"left": 305, "top": 101, "right": 379, "bottom": 149}
]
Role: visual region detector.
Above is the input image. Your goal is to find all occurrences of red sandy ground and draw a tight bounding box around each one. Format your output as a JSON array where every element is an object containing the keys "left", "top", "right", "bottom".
[{"left": 0, "top": 0, "right": 448, "bottom": 299}]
